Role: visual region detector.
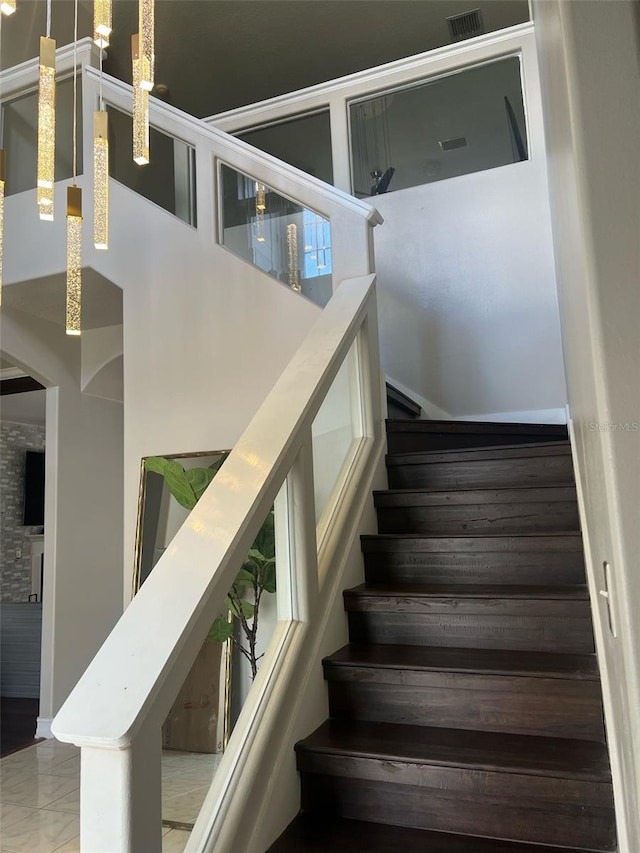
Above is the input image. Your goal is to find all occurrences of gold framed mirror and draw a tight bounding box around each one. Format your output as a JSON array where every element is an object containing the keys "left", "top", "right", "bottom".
[{"left": 133, "top": 450, "right": 231, "bottom": 754}]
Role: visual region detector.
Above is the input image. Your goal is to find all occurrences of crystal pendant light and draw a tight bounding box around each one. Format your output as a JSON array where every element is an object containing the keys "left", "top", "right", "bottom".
[
  {"left": 93, "top": 0, "right": 111, "bottom": 48},
  {"left": 93, "top": 110, "right": 108, "bottom": 249},
  {"left": 132, "top": 34, "right": 149, "bottom": 165},
  {"left": 66, "top": 0, "right": 81, "bottom": 335},
  {"left": 138, "top": 0, "right": 154, "bottom": 91},
  {"left": 287, "top": 223, "right": 300, "bottom": 292},
  {"left": 255, "top": 182, "right": 266, "bottom": 243},
  {"left": 66, "top": 186, "right": 82, "bottom": 335},
  {"left": 37, "top": 35, "right": 56, "bottom": 220},
  {"left": 0, "top": 0, "right": 16, "bottom": 16}
]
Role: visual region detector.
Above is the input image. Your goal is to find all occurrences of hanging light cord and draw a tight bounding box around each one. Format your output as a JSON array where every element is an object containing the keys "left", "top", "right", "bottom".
[
  {"left": 46, "top": 0, "right": 52, "bottom": 38},
  {"left": 72, "top": 0, "right": 78, "bottom": 184},
  {"left": 99, "top": 36, "right": 103, "bottom": 111}
]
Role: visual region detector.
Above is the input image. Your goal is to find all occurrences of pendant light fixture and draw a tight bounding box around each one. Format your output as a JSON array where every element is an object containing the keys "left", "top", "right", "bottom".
[
  {"left": 0, "top": 1, "right": 16, "bottom": 16},
  {"left": 66, "top": 185, "right": 82, "bottom": 334},
  {"left": 37, "top": 0, "right": 56, "bottom": 221},
  {"left": 93, "top": 0, "right": 111, "bottom": 48},
  {"left": 93, "top": 48, "right": 108, "bottom": 250},
  {"left": 132, "top": 34, "right": 149, "bottom": 165},
  {"left": 138, "top": 0, "right": 154, "bottom": 91},
  {"left": 287, "top": 223, "right": 300, "bottom": 292},
  {"left": 93, "top": 111, "right": 108, "bottom": 249},
  {"left": 255, "top": 182, "right": 266, "bottom": 243},
  {"left": 66, "top": 0, "right": 81, "bottom": 335}
]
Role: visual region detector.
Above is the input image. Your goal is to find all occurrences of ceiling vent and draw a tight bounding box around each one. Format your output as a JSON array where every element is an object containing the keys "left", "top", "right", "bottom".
[{"left": 447, "top": 9, "right": 484, "bottom": 42}]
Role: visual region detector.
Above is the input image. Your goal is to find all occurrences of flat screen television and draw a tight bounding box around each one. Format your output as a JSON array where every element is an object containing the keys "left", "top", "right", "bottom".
[{"left": 23, "top": 450, "right": 45, "bottom": 527}]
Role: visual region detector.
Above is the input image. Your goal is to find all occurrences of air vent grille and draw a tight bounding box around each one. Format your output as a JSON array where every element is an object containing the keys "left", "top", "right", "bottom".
[{"left": 447, "top": 9, "right": 484, "bottom": 42}]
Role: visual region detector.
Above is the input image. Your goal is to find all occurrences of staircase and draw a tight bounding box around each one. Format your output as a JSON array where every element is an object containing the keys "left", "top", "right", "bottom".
[{"left": 270, "top": 420, "right": 617, "bottom": 852}]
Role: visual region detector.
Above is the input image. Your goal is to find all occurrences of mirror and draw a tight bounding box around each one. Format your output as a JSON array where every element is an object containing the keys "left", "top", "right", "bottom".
[{"left": 133, "top": 451, "right": 231, "bottom": 755}]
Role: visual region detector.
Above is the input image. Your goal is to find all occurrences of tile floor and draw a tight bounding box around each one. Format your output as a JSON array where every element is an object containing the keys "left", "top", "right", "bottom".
[{"left": 0, "top": 738, "right": 221, "bottom": 852}]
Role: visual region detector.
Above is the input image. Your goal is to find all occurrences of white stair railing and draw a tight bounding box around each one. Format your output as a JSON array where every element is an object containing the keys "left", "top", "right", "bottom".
[{"left": 52, "top": 273, "right": 383, "bottom": 851}]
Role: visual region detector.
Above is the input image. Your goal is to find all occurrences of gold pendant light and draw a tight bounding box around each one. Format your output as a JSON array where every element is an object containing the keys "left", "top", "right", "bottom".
[
  {"left": 65, "top": 0, "right": 81, "bottom": 336},
  {"left": 287, "top": 223, "right": 300, "bottom": 292},
  {"left": 93, "top": 0, "right": 111, "bottom": 48},
  {"left": 93, "top": 111, "right": 108, "bottom": 249},
  {"left": 37, "top": 35, "right": 56, "bottom": 220},
  {"left": 0, "top": 0, "right": 16, "bottom": 16},
  {"left": 132, "top": 34, "right": 149, "bottom": 165},
  {"left": 66, "top": 186, "right": 82, "bottom": 335},
  {"left": 255, "top": 182, "right": 266, "bottom": 243},
  {"left": 138, "top": 0, "right": 154, "bottom": 91}
]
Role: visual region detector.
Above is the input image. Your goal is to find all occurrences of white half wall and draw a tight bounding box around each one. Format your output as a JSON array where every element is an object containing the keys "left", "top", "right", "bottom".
[{"left": 533, "top": 2, "right": 640, "bottom": 850}]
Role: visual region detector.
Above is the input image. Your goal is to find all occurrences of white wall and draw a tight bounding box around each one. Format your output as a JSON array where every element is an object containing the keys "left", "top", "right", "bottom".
[
  {"left": 532, "top": 2, "right": 640, "bottom": 850},
  {"left": 4, "top": 176, "right": 323, "bottom": 602},
  {"left": 0, "top": 308, "right": 124, "bottom": 727},
  {"left": 371, "top": 36, "right": 566, "bottom": 420}
]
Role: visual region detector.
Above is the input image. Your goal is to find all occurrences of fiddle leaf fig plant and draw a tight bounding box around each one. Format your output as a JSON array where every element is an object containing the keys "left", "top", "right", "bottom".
[{"left": 144, "top": 454, "right": 275, "bottom": 679}]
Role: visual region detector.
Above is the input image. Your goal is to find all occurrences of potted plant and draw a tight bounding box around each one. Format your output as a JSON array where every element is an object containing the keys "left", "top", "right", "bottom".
[{"left": 145, "top": 454, "right": 276, "bottom": 679}]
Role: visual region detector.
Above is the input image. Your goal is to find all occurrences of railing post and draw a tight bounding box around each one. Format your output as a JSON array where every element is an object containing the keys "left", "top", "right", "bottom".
[
  {"left": 80, "top": 724, "right": 162, "bottom": 852},
  {"left": 329, "top": 96, "right": 352, "bottom": 194},
  {"left": 358, "top": 293, "right": 383, "bottom": 442},
  {"left": 275, "top": 433, "right": 318, "bottom": 623}
]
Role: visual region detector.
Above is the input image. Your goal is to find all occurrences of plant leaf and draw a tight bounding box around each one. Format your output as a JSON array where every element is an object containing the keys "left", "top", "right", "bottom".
[
  {"left": 145, "top": 457, "right": 197, "bottom": 509},
  {"left": 263, "top": 562, "right": 276, "bottom": 593},
  {"left": 186, "top": 467, "right": 217, "bottom": 501},
  {"left": 207, "top": 617, "right": 234, "bottom": 643}
]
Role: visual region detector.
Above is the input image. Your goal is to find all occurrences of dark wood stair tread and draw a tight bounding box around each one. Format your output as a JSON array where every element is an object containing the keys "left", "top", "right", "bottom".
[
  {"left": 344, "top": 583, "right": 589, "bottom": 600},
  {"left": 325, "top": 644, "right": 600, "bottom": 680},
  {"left": 361, "top": 532, "right": 584, "bottom": 549},
  {"left": 297, "top": 720, "right": 612, "bottom": 782},
  {"left": 374, "top": 485, "right": 578, "bottom": 503},
  {"left": 386, "top": 440, "right": 571, "bottom": 466},
  {"left": 386, "top": 420, "right": 568, "bottom": 436},
  {"left": 268, "top": 815, "right": 599, "bottom": 852}
]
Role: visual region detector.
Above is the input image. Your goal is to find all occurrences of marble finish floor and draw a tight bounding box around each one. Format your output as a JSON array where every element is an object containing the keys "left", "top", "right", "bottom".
[{"left": 0, "top": 738, "right": 221, "bottom": 852}]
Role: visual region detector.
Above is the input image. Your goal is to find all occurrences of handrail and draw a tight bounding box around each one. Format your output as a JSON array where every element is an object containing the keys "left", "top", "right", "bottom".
[
  {"left": 83, "top": 66, "right": 382, "bottom": 228},
  {"left": 0, "top": 37, "right": 99, "bottom": 98},
  {"left": 53, "top": 274, "right": 375, "bottom": 745},
  {"left": 52, "top": 274, "right": 383, "bottom": 850}
]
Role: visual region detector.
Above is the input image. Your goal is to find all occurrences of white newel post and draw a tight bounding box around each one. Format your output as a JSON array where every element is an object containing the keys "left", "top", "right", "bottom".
[
  {"left": 288, "top": 438, "right": 319, "bottom": 623},
  {"left": 276, "top": 436, "right": 318, "bottom": 624},
  {"left": 80, "top": 724, "right": 162, "bottom": 852}
]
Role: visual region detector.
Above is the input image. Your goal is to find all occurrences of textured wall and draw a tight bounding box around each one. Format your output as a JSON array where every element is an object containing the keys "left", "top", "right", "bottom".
[{"left": 0, "top": 422, "right": 45, "bottom": 602}]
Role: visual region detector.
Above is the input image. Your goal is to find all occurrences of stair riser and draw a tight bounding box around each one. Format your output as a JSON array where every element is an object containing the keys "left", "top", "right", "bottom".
[
  {"left": 363, "top": 550, "right": 586, "bottom": 586},
  {"left": 347, "top": 611, "right": 595, "bottom": 654},
  {"left": 387, "top": 432, "right": 568, "bottom": 454},
  {"left": 325, "top": 673, "right": 605, "bottom": 741},
  {"left": 387, "top": 456, "right": 574, "bottom": 491},
  {"left": 299, "top": 771, "right": 616, "bottom": 851},
  {"left": 375, "top": 502, "right": 580, "bottom": 535}
]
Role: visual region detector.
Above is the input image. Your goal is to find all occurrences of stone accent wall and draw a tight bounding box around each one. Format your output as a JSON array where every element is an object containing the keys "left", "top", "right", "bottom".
[{"left": 0, "top": 422, "right": 45, "bottom": 602}]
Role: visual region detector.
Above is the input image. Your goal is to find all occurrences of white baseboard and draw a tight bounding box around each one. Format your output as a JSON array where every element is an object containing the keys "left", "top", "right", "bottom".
[{"left": 36, "top": 717, "right": 55, "bottom": 739}]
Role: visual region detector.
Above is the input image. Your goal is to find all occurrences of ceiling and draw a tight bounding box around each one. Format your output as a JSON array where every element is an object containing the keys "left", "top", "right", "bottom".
[{"left": 3, "top": 1, "right": 529, "bottom": 118}]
